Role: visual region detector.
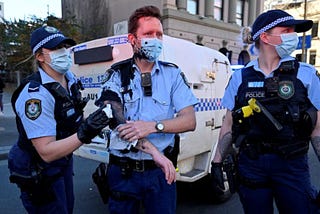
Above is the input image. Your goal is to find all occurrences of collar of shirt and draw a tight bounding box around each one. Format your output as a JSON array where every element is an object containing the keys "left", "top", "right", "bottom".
[
  {"left": 38, "top": 68, "right": 76, "bottom": 86},
  {"left": 245, "top": 56, "right": 295, "bottom": 77},
  {"left": 132, "top": 60, "right": 161, "bottom": 75}
]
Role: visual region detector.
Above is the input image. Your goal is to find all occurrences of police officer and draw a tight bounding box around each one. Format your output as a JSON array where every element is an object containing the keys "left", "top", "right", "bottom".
[
  {"left": 8, "top": 26, "right": 111, "bottom": 214},
  {"left": 95, "top": 6, "right": 198, "bottom": 214},
  {"left": 212, "top": 10, "right": 320, "bottom": 213}
]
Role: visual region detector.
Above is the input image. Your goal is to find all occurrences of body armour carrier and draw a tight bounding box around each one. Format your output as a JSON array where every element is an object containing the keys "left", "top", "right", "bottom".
[
  {"left": 11, "top": 71, "right": 85, "bottom": 166},
  {"left": 233, "top": 60, "right": 317, "bottom": 159}
]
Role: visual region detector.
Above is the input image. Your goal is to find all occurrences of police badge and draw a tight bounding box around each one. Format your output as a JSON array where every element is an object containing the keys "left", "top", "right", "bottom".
[
  {"left": 278, "top": 81, "right": 294, "bottom": 99},
  {"left": 25, "top": 99, "right": 42, "bottom": 120}
]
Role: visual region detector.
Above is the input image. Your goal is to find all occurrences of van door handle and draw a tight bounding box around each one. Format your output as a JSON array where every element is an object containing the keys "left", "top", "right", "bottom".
[{"left": 205, "top": 118, "right": 215, "bottom": 127}]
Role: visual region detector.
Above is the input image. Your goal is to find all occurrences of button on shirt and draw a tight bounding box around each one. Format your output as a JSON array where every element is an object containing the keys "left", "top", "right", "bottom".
[
  {"left": 15, "top": 68, "right": 77, "bottom": 139},
  {"left": 99, "top": 60, "right": 198, "bottom": 160},
  {"left": 222, "top": 56, "right": 320, "bottom": 111}
]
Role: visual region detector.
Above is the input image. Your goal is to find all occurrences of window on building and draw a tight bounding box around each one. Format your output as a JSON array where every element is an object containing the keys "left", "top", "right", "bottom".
[
  {"left": 310, "top": 51, "right": 316, "bottom": 65},
  {"left": 187, "top": 0, "right": 199, "bottom": 15},
  {"left": 214, "top": 0, "right": 223, "bottom": 20},
  {"left": 311, "top": 22, "right": 318, "bottom": 38},
  {"left": 236, "top": 0, "right": 244, "bottom": 26}
]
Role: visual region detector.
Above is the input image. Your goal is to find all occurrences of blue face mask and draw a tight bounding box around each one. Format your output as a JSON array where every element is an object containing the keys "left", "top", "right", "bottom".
[
  {"left": 48, "top": 48, "right": 72, "bottom": 74},
  {"left": 137, "top": 38, "right": 163, "bottom": 62},
  {"left": 273, "top": 32, "right": 299, "bottom": 58}
]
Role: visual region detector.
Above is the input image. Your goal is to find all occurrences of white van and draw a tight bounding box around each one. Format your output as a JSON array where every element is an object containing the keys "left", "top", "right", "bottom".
[{"left": 70, "top": 34, "right": 233, "bottom": 201}]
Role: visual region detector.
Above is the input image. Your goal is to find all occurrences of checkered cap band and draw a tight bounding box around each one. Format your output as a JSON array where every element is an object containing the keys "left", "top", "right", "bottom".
[
  {"left": 32, "top": 33, "right": 64, "bottom": 54},
  {"left": 252, "top": 16, "right": 294, "bottom": 41}
]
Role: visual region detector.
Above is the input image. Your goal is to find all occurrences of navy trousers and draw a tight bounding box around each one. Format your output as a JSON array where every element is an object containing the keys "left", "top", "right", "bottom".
[{"left": 238, "top": 152, "right": 318, "bottom": 214}]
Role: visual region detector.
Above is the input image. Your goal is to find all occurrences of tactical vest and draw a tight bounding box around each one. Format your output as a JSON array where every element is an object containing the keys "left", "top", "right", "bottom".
[
  {"left": 11, "top": 71, "right": 85, "bottom": 166},
  {"left": 233, "top": 60, "right": 316, "bottom": 158}
]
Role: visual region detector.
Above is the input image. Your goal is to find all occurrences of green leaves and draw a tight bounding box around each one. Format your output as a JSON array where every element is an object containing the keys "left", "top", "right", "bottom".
[{"left": 0, "top": 15, "right": 84, "bottom": 81}]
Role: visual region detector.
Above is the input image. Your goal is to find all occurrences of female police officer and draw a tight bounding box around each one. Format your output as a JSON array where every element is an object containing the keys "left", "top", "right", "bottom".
[
  {"left": 8, "top": 26, "right": 111, "bottom": 214},
  {"left": 212, "top": 10, "right": 320, "bottom": 213}
]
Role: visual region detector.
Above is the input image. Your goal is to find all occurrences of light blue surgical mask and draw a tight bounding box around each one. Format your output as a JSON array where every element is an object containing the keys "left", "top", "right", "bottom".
[
  {"left": 47, "top": 48, "right": 72, "bottom": 74},
  {"left": 137, "top": 38, "right": 163, "bottom": 62},
  {"left": 268, "top": 32, "right": 298, "bottom": 58}
]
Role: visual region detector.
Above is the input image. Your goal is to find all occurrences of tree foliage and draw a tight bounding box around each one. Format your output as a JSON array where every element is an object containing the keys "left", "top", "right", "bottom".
[{"left": 0, "top": 15, "right": 85, "bottom": 82}]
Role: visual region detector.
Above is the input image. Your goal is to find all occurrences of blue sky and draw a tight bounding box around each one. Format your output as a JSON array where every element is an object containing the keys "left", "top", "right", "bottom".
[{"left": 1, "top": 0, "right": 61, "bottom": 21}]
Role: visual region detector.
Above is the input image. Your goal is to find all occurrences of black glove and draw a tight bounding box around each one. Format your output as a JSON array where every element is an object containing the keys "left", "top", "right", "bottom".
[
  {"left": 77, "top": 105, "right": 111, "bottom": 144},
  {"left": 78, "top": 97, "right": 90, "bottom": 111},
  {"left": 211, "top": 162, "right": 225, "bottom": 191}
]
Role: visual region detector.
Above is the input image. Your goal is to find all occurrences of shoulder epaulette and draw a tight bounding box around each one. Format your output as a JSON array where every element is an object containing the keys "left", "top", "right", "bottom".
[
  {"left": 28, "top": 81, "right": 40, "bottom": 93},
  {"left": 111, "top": 58, "right": 133, "bottom": 70},
  {"left": 158, "top": 61, "right": 179, "bottom": 68}
]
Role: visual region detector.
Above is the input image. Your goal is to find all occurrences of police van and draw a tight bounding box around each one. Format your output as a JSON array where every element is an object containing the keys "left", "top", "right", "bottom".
[{"left": 70, "top": 34, "right": 233, "bottom": 202}]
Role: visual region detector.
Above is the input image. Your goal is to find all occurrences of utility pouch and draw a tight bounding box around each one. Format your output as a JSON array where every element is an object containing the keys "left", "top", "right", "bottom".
[
  {"left": 8, "top": 144, "right": 57, "bottom": 205},
  {"left": 92, "top": 163, "right": 110, "bottom": 204},
  {"left": 164, "top": 134, "right": 180, "bottom": 168},
  {"left": 141, "top": 73, "right": 152, "bottom": 96},
  {"left": 10, "top": 172, "right": 57, "bottom": 205},
  {"left": 223, "top": 154, "right": 238, "bottom": 194},
  {"left": 28, "top": 179, "right": 56, "bottom": 206}
]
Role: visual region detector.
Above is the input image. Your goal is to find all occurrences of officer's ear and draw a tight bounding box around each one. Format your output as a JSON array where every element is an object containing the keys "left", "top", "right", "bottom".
[
  {"left": 128, "top": 33, "right": 136, "bottom": 46},
  {"left": 35, "top": 49, "right": 45, "bottom": 63},
  {"left": 260, "top": 32, "right": 270, "bottom": 44}
]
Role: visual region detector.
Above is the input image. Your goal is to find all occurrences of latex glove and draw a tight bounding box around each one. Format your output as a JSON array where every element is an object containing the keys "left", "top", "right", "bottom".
[{"left": 77, "top": 105, "right": 111, "bottom": 144}]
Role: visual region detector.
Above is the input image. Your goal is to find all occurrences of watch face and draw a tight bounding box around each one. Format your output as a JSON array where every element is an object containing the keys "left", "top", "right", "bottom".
[{"left": 156, "top": 122, "right": 164, "bottom": 131}]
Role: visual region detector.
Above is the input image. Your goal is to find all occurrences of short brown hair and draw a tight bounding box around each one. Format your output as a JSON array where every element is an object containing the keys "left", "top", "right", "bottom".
[{"left": 128, "top": 5, "right": 162, "bottom": 34}]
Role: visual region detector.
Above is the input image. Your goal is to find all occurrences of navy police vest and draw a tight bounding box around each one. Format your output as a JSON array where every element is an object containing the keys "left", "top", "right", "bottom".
[{"left": 233, "top": 60, "right": 314, "bottom": 156}]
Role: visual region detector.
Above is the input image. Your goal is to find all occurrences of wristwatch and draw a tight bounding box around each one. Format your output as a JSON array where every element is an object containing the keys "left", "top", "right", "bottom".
[{"left": 155, "top": 121, "right": 164, "bottom": 132}]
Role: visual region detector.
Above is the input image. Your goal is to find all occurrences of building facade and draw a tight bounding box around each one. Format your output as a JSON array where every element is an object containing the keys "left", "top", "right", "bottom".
[
  {"left": 0, "top": 1, "right": 4, "bottom": 22},
  {"left": 62, "top": 0, "right": 264, "bottom": 65},
  {"left": 265, "top": 0, "right": 320, "bottom": 70}
]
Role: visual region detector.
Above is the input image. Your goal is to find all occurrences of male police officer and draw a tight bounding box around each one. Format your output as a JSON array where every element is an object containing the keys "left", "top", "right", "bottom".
[{"left": 95, "top": 6, "right": 198, "bottom": 214}]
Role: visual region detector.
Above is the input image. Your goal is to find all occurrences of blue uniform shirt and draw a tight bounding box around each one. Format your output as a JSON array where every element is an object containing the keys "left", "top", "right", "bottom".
[
  {"left": 222, "top": 56, "right": 320, "bottom": 111},
  {"left": 99, "top": 60, "right": 198, "bottom": 160},
  {"left": 15, "top": 68, "right": 77, "bottom": 139}
]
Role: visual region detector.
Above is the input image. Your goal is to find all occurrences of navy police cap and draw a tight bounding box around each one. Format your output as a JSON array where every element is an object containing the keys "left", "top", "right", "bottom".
[
  {"left": 30, "top": 26, "right": 76, "bottom": 54},
  {"left": 251, "top": 9, "right": 313, "bottom": 41}
]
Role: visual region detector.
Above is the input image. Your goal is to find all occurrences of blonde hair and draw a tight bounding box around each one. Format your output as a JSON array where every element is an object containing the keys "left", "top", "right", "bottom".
[
  {"left": 241, "top": 26, "right": 261, "bottom": 49},
  {"left": 241, "top": 27, "right": 254, "bottom": 44}
]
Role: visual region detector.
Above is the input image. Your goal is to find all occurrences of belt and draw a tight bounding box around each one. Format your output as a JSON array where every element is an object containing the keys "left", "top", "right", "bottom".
[{"left": 109, "top": 154, "right": 158, "bottom": 172}]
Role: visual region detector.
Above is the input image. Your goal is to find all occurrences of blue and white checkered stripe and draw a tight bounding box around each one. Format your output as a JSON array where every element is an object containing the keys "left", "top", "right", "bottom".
[
  {"left": 252, "top": 16, "right": 294, "bottom": 41},
  {"left": 32, "top": 33, "right": 64, "bottom": 54},
  {"left": 195, "top": 98, "right": 224, "bottom": 112}
]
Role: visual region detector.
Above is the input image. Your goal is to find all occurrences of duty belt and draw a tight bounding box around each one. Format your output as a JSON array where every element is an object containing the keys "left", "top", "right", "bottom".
[{"left": 109, "top": 154, "right": 158, "bottom": 172}]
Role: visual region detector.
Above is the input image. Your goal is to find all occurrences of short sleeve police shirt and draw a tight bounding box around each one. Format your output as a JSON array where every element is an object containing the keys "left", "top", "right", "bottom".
[
  {"left": 99, "top": 60, "right": 198, "bottom": 159},
  {"left": 15, "top": 68, "right": 77, "bottom": 139}
]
